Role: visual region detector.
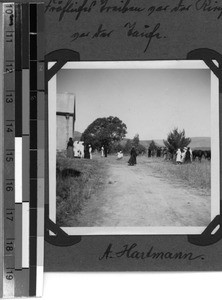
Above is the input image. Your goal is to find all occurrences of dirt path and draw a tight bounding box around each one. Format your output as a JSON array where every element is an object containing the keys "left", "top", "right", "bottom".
[{"left": 73, "top": 157, "right": 211, "bottom": 227}]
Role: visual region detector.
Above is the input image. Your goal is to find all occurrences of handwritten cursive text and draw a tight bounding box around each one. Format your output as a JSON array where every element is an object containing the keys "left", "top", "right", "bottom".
[
  {"left": 124, "top": 22, "right": 166, "bottom": 53},
  {"left": 45, "top": 0, "right": 97, "bottom": 21},
  {"left": 99, "top": 243, "right": 205, "bottom": 261}
]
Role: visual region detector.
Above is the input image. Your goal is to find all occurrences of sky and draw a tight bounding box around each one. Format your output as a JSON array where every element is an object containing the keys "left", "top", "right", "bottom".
[{"left": 57, "top": 68, "right": 211, "bottom": 140}]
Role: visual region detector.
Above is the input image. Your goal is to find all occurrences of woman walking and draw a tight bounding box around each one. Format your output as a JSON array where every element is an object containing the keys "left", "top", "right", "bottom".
[{"left": 128, "top": 146, "right": 137, "bottom": 166}]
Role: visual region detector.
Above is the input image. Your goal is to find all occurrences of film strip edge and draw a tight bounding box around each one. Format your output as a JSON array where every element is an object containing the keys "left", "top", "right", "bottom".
[
  {"left": 0, "top": 3, "right": 4, "bottom": 298},
  {"left": 3, "top": 3, "right": 15, "bottom": 297},
  {"left": 1, "top": 2, "right": 45, "bottom": 297}
]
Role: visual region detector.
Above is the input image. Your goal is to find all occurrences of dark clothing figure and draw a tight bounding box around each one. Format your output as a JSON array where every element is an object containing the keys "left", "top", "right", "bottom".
[
  {"left": 84, "top": 144, "right": 90, "bottom": 159},
  {"left": 185, "top": 147, "right": 191, "bottom": 163},
  {"left": 104, "top": 145, "right": 108, "bottom": 157},
  {"left": 67, "top": 138, "right": 74, "bottom": 158},
  {"left": 148, "top": 149, "right": 151, "bottom": 158},
  {"left": 67, "top": 138, "right": 73, "bottom": 148},
  {"left": 157, "top": 148, "right": 161, "bottom": 157},
  {"left": 128, "top": 147, "right": 137, "bottom": 166}
]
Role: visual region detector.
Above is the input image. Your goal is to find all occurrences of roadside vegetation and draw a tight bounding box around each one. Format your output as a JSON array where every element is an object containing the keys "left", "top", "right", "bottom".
[
  {"left": 56, "top": 152, "right": 108, "bottom": 226},
  {"left": 146, "top": 157, "right": 211, "bottom": 195}
]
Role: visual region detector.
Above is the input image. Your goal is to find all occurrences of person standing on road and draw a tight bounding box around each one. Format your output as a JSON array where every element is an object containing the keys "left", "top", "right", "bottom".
[{"left": 128, "top": 146, "right": 137, "bottom": 166}]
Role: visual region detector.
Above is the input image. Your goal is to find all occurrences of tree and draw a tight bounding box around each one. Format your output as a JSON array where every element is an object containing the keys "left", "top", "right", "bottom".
[
  {"left": 163, "top": 128, "right": 191, "bottom": 154},
  {"left": 81, "top": 116, "right": 127, "bottom": 150},
  {"left": 132, "top": 134, "right": 146, "bottom": 154},
  {"left": 123, "top": 135, "right": 146, "bottom": 155},
  {"left": 149, "top": 140, "right": 157, "bottom": 151},
  {"left": 123, "top": 139, "right": 132, "bottom": 154},
  {"left": 132, "top": 134, "right": 140, "bottom": 148},
  {"left": 109, "top": 142, "right": 124, "bottom": 154},
  {"left": 137, "top": 143, "right": 146, "bottom": 155}
]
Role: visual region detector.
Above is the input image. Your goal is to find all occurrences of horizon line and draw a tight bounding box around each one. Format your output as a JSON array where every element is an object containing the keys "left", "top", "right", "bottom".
[{"left": 73, "top": 131, "right": 211, "bottom": 141}]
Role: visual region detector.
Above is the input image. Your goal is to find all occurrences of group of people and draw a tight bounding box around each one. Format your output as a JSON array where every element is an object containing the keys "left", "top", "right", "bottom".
[
  {"left": 66, "top": 138, "right": 92, "bottom": 159},
  {"left": 67, "top": 138, "right": 194, "bottom": 166},
  {"left": 67, "top": 138, "right": 112, "bottom": 160},
  {"left": 176, "top": 147, "right": 192, "bottom": 164},
  {"left": 67, "top": 138, "right": 137, "bottom": 166}
]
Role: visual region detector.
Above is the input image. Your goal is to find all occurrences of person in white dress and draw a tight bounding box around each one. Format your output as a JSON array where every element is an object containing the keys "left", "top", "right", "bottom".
[
  {"left": 89, "top": 145, "right": 92, "bottom": 159},
  {"left": 101, "top": 146, "right": 104, "bottom": 157},
  {"left": 117, "top": 151, "right": 123, "bottom": 160},
  {"left": 176, "top": 148, "right": 182, "bottom": 164}
]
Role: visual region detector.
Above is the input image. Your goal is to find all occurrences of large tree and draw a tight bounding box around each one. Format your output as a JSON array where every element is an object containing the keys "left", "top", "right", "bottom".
[
  {"left": 163, "top": 128, "right": 191, "bottom": 154},
  {"left": 81, "top": 116, "right": 127, "bottom": 150}
]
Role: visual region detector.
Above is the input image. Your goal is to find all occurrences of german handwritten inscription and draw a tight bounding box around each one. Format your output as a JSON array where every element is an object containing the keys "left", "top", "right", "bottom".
[{"left": 45, "top": 0, "right": 222, "bottom": 54}]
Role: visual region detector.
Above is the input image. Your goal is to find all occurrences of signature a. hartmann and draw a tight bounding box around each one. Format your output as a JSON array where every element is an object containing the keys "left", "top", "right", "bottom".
[{"left": 99, "top": 243, "right": 205, "bottom": 261}]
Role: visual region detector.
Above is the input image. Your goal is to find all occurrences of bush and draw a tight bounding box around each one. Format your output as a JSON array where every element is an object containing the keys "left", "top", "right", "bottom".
[{"left": 164, "top": 128, "right": 191, "bottom": 154}]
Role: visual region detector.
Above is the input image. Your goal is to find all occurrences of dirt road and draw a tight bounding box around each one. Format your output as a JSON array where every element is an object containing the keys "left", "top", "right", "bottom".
[{"left": 72, "top": 157, "right": 211, "bottom": 227}]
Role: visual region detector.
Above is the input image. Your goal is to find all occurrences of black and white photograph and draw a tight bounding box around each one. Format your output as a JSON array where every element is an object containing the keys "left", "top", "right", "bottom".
[{"left": 48, "top": 61, "right": 219, "bottom": 235}]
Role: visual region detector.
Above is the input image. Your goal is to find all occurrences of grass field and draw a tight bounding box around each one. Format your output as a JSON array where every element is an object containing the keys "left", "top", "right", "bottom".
[{"left": 145, "top": 157, "right": 211, "bottom": 195}]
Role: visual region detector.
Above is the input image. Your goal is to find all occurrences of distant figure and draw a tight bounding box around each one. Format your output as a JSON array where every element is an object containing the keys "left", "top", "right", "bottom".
[
  {"left": 67, "top": 137, "right": 74, "bottom": 158},
  {"left": 160, "top": 147, "right": 164, "bottom": 157},
  {"left": 148, "top": 148, "right": 151, "bottom": 158},
  {"left": 104, "top": 145, "right": 108, "bottom": 157},
  {"left": 163, "top": 148, "right": 168, "bottom": 160},
  {"left": 185, "top": 147, "right": 192, "bottom": 163},
  {"left": 101, "top": 146, "right": 104, "bottom": 157},
  {"left": 128, "top": 146, "right": 137, "bottom": 166},
  {"left": 117, "top": 151, "right": 123, "bottom": 160},
  {"left": 181, "top": 148, "right": 186, "bottom": 163},
  {"left": 157, "top": 148, "right": 161, "bottom": 157},
  {"left": 189, "top": 147, "right": 193, "bottom": 162},
  {"left": 84, "top": 144, "right": 90, "bottom": 159},
  {"left": 176, "top": 148, "right": 182, "bottom": 164},
  {"left": 89, "top": 144, "right": 92, "bottom": 159}
]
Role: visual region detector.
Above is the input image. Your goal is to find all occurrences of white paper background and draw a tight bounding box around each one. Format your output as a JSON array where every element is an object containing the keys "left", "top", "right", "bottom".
[{"left": 40, "top": 273, "right": 221, "bottom": 300}]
